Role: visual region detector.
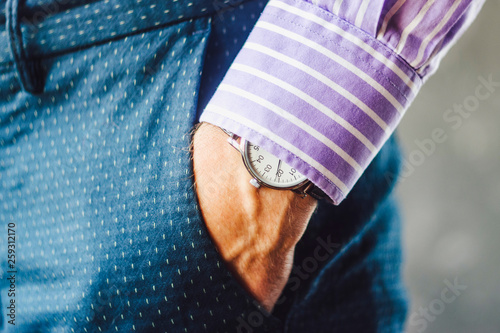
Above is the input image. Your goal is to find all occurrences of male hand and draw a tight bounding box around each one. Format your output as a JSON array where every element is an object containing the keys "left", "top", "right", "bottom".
[{"left": 192, "top": 123, "right": 317, "bottom": 312}]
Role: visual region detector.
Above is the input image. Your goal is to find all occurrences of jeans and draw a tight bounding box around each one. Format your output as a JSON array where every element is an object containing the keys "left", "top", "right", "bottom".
[{"left": 0, "top": 0, "right": 407, "bottom": 331}]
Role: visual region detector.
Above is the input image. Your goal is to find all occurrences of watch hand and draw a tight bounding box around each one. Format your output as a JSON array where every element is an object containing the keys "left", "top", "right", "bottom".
[{"left": 276, "top": 160, "right": 282, "bottom": 180}]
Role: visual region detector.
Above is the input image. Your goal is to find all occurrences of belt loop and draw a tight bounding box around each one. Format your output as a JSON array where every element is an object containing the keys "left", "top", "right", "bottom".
[{"left": 6, "top": 0, "right": 44, "bottom": 94}]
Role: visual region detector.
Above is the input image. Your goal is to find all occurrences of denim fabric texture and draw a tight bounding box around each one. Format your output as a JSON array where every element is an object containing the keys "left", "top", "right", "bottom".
[{"left": 0, "top": 0, "right": 407, "bottom": 332}]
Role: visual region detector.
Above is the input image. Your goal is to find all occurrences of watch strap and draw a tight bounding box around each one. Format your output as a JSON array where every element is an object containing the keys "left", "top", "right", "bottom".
[{"left": 294, "top": 181, "right": 332, "bottom": 203}]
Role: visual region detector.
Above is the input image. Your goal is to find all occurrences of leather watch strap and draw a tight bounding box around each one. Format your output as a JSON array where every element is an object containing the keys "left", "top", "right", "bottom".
[{"left": 294, "top": 181, "right": 332, "bottom": 203}]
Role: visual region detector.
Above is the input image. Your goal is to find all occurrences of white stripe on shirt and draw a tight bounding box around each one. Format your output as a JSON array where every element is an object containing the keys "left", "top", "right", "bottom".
[
  {"left": 244, "top": 42, "right": 390, "bottom": 131},
  {"left": 395, "top": 0, "right": 437, "bottom": 53},
  {"left": 218, "top": 83, "right": 364, "bottom": 172},
  {"left": 331, "top": 0, "right": 344, "bottom": 15},
  {"left": 377, "top": 0, "right": 407, "bottom": 39},
  {"left": 411, "top": 0, "right": 463, "bottom": 67},
  {"left": 205, "top": 104, "right": 350, "bottom": 194},
  {"left": 255, "top": 21, "right": 406, "bottom": 113},
  {"left": 231, "top": 63, "right": 380, "bottom": 152},
  {"left": 355, "top": 0, "right": 371, "bottom": 27},
  {"left": 269, "top": 0, "right": 419, "bottom": 95}
]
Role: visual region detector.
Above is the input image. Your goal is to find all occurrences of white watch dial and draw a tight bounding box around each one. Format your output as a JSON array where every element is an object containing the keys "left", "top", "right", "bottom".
[{"left": 245, "top": 142, "right": 307, "bottom": 188}]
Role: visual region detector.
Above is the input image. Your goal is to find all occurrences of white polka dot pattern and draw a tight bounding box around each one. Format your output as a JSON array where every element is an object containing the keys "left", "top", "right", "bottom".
[{"left": 0, "top": 10, "right": 280, "bottom": 332}]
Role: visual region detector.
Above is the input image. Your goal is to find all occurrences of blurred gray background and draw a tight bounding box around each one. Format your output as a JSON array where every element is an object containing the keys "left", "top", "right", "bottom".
[{"left": 398, "top": 1, "right": 500, "bottom": 332}]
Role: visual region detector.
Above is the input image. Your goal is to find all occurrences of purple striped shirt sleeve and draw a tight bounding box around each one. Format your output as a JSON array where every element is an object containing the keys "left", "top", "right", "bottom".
[{"left": 199, "top": 0, "right": 485, "bottom": 205}]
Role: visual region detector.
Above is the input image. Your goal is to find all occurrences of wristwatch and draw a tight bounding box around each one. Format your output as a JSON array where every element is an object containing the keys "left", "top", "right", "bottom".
[{"left": 221, "top": 128, "right": 330, "bottom": 202}]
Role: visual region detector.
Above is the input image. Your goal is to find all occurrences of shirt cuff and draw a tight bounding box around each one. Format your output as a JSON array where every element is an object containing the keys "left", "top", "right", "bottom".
[{"left": 200, "top": 0, "right": 422, "bottom": 205}]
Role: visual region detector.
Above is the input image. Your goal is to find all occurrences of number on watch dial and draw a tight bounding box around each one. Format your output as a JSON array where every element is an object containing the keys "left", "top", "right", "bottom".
[{"left": 246, "top": 142, "right": 307, "bottom": 188}]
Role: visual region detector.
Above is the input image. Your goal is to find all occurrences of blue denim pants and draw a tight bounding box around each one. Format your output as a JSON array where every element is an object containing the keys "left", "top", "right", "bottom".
[{"left": 0, "top": 0, "right": 407, "bottom": 331}]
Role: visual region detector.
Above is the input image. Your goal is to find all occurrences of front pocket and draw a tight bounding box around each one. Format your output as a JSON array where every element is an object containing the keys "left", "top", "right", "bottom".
[{"left": 0, "top": 16, "right": 236, "bottom": 332}]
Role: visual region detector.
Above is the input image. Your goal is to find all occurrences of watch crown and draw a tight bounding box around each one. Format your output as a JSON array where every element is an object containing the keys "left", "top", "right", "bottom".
[{"left": 249, "top": 178, "right": 261, "bottom": 189}]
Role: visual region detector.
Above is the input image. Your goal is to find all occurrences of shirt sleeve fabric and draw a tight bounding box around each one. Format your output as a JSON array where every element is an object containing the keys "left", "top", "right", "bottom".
[{"left": 199, "top": 0, "right": 485, "bottom": 205}]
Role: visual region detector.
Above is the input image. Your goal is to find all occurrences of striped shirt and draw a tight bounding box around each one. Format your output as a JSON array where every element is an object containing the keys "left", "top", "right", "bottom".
[{"left": 200, "top": 0, "right": 485, "bottom": 204}]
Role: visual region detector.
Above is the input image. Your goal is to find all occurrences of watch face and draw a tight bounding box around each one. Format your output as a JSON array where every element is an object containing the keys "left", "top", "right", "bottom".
[{"left": 243, "top": 141, "right": 308, "bottom": 188}]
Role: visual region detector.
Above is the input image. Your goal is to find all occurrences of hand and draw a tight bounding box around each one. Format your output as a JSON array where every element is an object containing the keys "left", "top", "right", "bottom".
[{"left": 192, "top": 122, "right": 317, "bottom": 312}]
